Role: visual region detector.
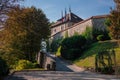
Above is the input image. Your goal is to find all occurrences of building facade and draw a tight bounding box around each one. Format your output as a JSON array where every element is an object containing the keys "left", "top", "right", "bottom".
[{"left": 50, "top": 11, "right": 108, "bottom": 40}]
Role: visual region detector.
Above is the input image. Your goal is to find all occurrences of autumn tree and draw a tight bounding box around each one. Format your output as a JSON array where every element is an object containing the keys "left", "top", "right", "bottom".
[
  {"left": 107, "top": 0, "right": 120, "bottom": 39},
  {"left": 114, "top": 0, "right": 120, "bottom": 11},
  {"left": 2, "top": 7, "right": 50, "bottom": 63}
]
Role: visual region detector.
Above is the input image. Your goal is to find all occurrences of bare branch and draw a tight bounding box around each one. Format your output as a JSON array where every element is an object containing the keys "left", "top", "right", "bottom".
[{"left": 0, "top": 0, "right": 24, "bottom": 23}]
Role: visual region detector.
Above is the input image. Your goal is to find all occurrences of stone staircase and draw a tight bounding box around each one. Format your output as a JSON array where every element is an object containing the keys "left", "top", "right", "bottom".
[{"left": 5, "top": 70, "right": 119, "bottom": 80}]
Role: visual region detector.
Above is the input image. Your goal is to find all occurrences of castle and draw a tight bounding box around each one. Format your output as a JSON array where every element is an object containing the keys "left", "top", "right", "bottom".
[{"left": 50, "top": 9, "right": 108, "bottom": 40}]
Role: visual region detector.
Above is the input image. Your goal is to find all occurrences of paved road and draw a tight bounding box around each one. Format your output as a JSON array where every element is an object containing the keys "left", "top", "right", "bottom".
[
  {"left": 5, "top": 70, "right": 119, "bottom": 80},
  {"left": 55, "top": 57, "right": 84, "bottom": 72},
  {"left": 4, "top": 55, "right": 119, "bottom": 80}
]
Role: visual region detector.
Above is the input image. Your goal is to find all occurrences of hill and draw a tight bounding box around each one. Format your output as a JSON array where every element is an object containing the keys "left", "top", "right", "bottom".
[{"left": 74, "top": 40, "right": 120, "bottom": 68}]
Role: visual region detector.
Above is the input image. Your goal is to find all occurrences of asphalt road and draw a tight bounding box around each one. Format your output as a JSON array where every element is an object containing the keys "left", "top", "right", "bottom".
[
  {"left": 4, "top": 70, "right": 119, "bottom": 80},
  {"left": 4, "top": 56, "right": 119, "bottom": 80}
]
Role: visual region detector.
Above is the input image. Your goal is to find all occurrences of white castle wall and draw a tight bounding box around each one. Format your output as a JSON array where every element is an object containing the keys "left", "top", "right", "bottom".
[
  {"left": 67, "top": 19, "right": 92, "bottom": 37},
  {"left": 51, "top": 22, "right": 73, "bottom": 36}
]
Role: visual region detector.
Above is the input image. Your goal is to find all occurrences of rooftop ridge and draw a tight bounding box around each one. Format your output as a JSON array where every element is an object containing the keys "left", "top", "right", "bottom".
[{"left": 51, "top": 12, "right": 83, "bottom": 28}]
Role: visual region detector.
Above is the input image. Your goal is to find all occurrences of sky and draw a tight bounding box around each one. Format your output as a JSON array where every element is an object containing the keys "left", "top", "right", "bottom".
[{"left": 20, "top": 0, "right": 115, "bottom": 22}]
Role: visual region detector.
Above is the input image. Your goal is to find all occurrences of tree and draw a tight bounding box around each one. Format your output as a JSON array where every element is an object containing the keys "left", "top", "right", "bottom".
[
  {"left": 82, "top": 27, "right": 93, "bottom": 44},
  {"left": 60, "top": 35, "right": 86, "bottom": 60},
  {"left": 108, "top": 11, "right": 120, "bottom": 39},
  {"left": 107, "top": 0, "right": 120, "bottom": 39},
  {"left": 2, "top": 7, "right": 50, "bottom": 62},
  {"left": 0, "top": 0, "right": 23, "bottom": 23},
  {"left": 114, "top": 0, "right": 120, "bottom": 11}
]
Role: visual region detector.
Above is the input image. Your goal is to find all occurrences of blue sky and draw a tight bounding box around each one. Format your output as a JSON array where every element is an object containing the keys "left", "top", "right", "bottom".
[{"left": 20, "top": 0, "right": 115, "bottom": 22}]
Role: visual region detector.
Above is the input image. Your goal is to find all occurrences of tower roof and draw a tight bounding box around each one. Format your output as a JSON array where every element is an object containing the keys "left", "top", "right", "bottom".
[{"left": 51, "top": 12, "right": 83, "bottom": 28}]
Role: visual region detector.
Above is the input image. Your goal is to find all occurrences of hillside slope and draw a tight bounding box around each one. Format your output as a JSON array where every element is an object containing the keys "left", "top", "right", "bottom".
[{"left": 74, "top": 40, "right": 120, "bottom": 68}]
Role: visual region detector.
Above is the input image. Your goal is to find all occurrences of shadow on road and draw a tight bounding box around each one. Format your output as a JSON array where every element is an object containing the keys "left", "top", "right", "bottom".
[
  {"left": 4, "top": 75, "right": 27, "bottom": 80},
  {"left": 55, "top": 57, "right": 74, "bottom": 72},
  {"left": 4, "top": 71, "right": 119, "bottom": 80}
]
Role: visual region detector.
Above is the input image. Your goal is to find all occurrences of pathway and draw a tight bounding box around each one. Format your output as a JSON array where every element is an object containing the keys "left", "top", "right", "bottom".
[{"left": 55, "top": 56, "right": 84, "bottom": 72}]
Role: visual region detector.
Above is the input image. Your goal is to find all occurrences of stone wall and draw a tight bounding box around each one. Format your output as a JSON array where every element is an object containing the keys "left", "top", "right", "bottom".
[{"left": 37, "top": 51, "right": 56, "bottom": 70}]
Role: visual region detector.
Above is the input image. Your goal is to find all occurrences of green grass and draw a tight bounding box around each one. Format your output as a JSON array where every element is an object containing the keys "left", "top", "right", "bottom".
[
  {"left": 14, "top": 68, "right": 44, "bottom": 71},
  {"left": 73, "top": 40, "right": 120, "bottom": 68},
  {"left": 55, "top": 46, "right": 61, "bottom": 57}
]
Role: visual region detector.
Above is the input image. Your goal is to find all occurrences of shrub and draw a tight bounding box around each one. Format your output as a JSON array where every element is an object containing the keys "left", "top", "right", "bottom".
[
  {"left": 93, "top": 29, "right": 110, "bottom": 41},
  {"left": 61, "top": 35, "right": 86, "bottom": 60},
  {"left": 61, "top": 49, "right": 81, "bottom": 60},
  {"left": 95, "top": 50, "right": 115, "bottom": 74},
  {"left": 116, "top": 67, "right": 120, "bottom": 75},
  {"left": 0, "top": 57, "right": 9, "bottom": 77},
  {"left": 15, "top": 60, "right": 35, "bottom": 70},
  {"left": 82, "top": 27, "right": 93, "bottom": 44},
  {"left": 50, "top": 38, "right": 62, "bottom": 52},
  {"left": 56, "top": 46, "right": 61, "bottom": 57},
  {"left": 101, "top": 67, "right": 114, "bottom": 74},
  {"left": 97, "top": 35, "right": 104, "bottom": 41},
  {"left": 0, "top": 49, "right": 25, "bottom": 69},
  {"left": 97, "top": 34, "right": 111, "bottom": 41}
]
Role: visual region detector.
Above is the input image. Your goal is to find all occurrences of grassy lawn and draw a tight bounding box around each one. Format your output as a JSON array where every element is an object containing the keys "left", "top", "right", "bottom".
[
  {"left": 55, "top": 46, "right": 61, "bottom": 57},
  {"left": 11, "top": 68, "right": 44, "bottom": 72},
  {"left": 73, "top": 40, "right": 120, "bottom": 68}
]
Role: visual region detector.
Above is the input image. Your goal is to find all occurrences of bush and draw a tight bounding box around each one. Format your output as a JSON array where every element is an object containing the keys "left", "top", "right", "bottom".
[
  {"left": 97, "top": 35, "right": 104, "bottom": 41},
  {"left": 0, "top": 49, "right": 25, "bottom": 69},
  {"left": 50, "top": 38, "right": 62, "bottom": 52},
  {"left": 61, "top": 49, "right": 81, "bottom": 60},
  {"left": 0, "top": 57, "right": 9, "bottom": 77},
  {"left": 61, "top": 35, "right": 86, "bottom": 60},
  {"left": 101, "top": 67, "right": 114, "bottom": 74},
  {"left": 82, "top": 27, "right": 93, "bottom": 44},
  {"left": 95, "top": 50, "right": 115, "bottom": 74},
  {"left": 15, "top": 60, "right": 35, "bottom": 70},
  {"left": 93, "top": 29, "right": 110, "bottom": 41},
  {"left": 97, "top": 34, "right": 111, "bottom": 41}
]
